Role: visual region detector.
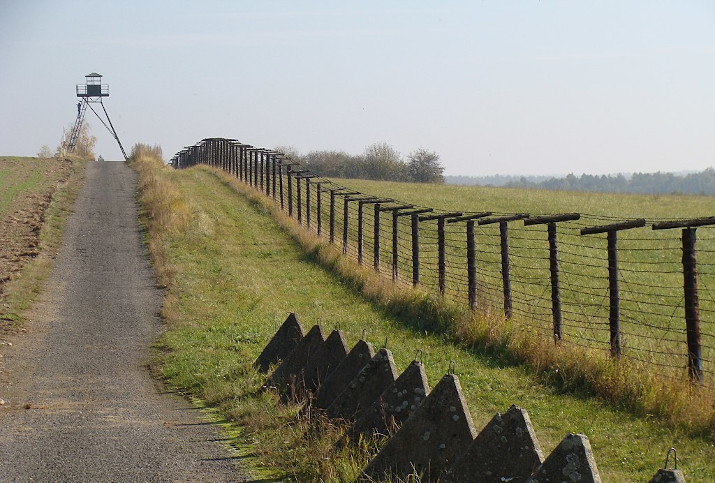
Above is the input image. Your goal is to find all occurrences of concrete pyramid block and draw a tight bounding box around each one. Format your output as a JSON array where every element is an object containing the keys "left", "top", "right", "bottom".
[
  {"left": 649, "top": 469, "right": 686, "bottom": 483},
  {"left": 326, "top": 348, "right": 398, "bottom": 422},
  {"left": 346, "top": 359, "right": 430, "bottom": 444},
  {"left": 314, "top": 339, "right": 374, "bottom": 410},
  {"left": 254, "top": 313, "right": 304, "bottom": 373},
  {"left": 266, "top": 324, "right": 324, "bottom": 394},
  {"left": 292, "top": 329, "right": 349, "bottom": 405},
  {"left": 442, "top": 404, "right": 543, "bottom": 483},
  {"left": 357, "top": 373, "right": 477, "bottom": 482},
  {"left": 525, "top": 433, "right": 602, "bottom": 483},
  {"left": 302, "top": 329, "right": 349, "bottom": 394}
]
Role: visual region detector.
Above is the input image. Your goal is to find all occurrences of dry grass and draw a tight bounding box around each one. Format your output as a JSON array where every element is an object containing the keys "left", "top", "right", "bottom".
[{"left": 128, "top": 144, "right": 190, "bottom": 287}]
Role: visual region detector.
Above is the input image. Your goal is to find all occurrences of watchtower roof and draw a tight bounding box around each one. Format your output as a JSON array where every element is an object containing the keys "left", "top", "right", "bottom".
[{"left": 86, "top": 72, "right": 102, "bottom": 77}]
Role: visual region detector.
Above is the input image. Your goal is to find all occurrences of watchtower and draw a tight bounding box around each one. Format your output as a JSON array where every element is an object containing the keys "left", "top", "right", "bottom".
[{"left": 66, "top": 72, "right": 127, "bottom": 160}]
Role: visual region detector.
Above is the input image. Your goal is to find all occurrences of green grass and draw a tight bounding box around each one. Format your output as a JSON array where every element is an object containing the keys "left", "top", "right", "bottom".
[
  {"left": 0, "top": 157, "right": 50, "bottom": 218},
  {"left": 137, "top": 161, "right": 714, "bottom": 482},
  {"left": 330, "top": 178, "right": 711, "bottom": 219},
  {"left": 282, "top": 176, "right": 715, "bottom": 388}
]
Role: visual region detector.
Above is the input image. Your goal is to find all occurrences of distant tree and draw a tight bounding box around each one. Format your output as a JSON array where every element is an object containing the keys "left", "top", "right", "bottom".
[
  {"left": 363, "top": 143, "right": 407, "bottom": 181},
  {"left": 407, "top": 148, "right": 444, "bottom": 183},
  {"left": 58, "top": 122, "right": 96, "bottom": 159},
  {"left": 302, "top": 150, "right": 364, "bottom": 178},
  {"left": 37, "top": 145, "right": 53, "bottom": 158},
  {"left": 274, "top": 145, "right": 303, "bottom": 162}
]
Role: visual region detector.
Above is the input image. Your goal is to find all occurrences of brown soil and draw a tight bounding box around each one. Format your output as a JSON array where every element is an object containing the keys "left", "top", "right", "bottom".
[{"left": 0, "top": 157, "right": 74, "bottom": 326}]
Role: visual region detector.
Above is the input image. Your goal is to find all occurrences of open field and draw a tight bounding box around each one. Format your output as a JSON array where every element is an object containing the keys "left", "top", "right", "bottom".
[
  {"left": 331, "top": 178, "right": 712, "bottom": 219},
  {"left": 0, "top": 156, "right": 85, "bottom": 331},
  {"left": 134, "top": 154, "right": 714, "bottom": 482},
  {"left": 283, "top": 176, "right": 715, "bottom": 387}
]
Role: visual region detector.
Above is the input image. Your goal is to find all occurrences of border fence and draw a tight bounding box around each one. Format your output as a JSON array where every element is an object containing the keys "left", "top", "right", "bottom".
[{"left": 171, "top": 138, "right": 714, "bottom": 386}]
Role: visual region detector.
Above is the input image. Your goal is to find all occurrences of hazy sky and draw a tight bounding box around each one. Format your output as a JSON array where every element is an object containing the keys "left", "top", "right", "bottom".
[{"left": 2, "top": 1, "right": 714, "bottom": 176}]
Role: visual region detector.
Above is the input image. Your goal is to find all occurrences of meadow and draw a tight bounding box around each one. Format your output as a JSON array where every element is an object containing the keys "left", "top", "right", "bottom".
[
  {"left": 134, "top": 147, "right": 714, "bottom": 481},
  {"left": 275, "top": 174, "right": 715, "bottom": 388}
]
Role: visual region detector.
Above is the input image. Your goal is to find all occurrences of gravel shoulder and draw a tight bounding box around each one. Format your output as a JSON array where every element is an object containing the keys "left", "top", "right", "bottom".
[{"left": 0, "top": 161, "right": 249, "bottom": 482}]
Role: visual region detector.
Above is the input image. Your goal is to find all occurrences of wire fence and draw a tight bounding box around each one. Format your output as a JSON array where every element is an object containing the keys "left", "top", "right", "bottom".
[{"left": 171, "top": 138, "right": 715, "bottom": 387}]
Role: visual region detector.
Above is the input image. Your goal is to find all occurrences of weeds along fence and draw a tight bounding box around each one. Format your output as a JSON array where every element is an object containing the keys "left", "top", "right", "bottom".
[{"left": 171, "top": 138, "right": 715, "bottom": 387}]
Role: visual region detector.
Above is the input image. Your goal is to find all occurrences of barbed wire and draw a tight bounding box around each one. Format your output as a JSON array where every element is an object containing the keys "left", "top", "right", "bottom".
[{"left": 171, "top": 138, "right": 714, "bottom": 386}]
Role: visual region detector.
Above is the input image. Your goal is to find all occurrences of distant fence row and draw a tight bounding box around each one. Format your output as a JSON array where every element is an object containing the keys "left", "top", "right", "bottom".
[{"left": 171, "top": 138, "right": 714, "bottom": 386}]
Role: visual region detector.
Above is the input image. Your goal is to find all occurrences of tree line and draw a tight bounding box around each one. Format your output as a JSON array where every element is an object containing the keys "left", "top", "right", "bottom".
[
  {"left": 499, "top": 169, "right": 715, "bottom": 196},
  {"left": 275, "top": 143, "right": 445, "bottom": 184}
]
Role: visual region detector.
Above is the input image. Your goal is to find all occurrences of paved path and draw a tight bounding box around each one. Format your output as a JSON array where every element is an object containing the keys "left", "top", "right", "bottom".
[{"left": 0, "top": 162, "right": 247, "bottom": 482}]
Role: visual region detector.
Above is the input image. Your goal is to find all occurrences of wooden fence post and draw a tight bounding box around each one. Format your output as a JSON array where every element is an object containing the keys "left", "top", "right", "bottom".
[
  {"left": 524, "top": 213, "right": 581, "bottom": 341},
  {"left": 379, "top": 204, "right": 414, "bottom": 282},
  {"left": 271, "top": 154, "right": 277, "bottom": 200},
  {"left": 238, "top": 141, "right": 241, "bottom": 179},
  {"left": 412, "top": 213, "right": 420, "bottom": 286},
  {"left": 249, "top": 148, "right": 255, "bottom": 187},
  {"left": 392, "top": 209, "right": 399, "bottom": 280},
  {"left": 259, "top": 151, "right": 264, "bottom": 192},
  {"left": 239, "top": 145, "right": 247, "bottom": 182},
  {"left": 374, "top": 204, "right": 381, "bottom": 271},
  {"left": 234, "top": 141, "right": 241, "bottom": 177},
  {"left": 479, "top": 214, "right": 530, "bottom": 318},
  {"left": 682, "top": 228, "right": 700, "bottom": 381},
  {"left": 253, "top": 148, "right": 263, "bottom": 190},
  {"left": 316, "top": 183, "right": 322, "bottom": 236},
  {"left": 357, "top": 199, "right": 370, "bottom": 264},
  {"left": 243, "top": 145, "right": 249, "bottom": 182},
  {"left": 354, "top": 198, "right": 389, "bottom": 267},
  {"left": 230, "top": 140, "right": 236, "bottom": 175},
  {"left": 221, "top": 139, "right": 226, "bottom": 171},
  {"left": 299, "top": 175, "right": 316, "bottom": 228},
  {"left": 335, "top": 191, "right": 359, "bottom": 254},
  {"left": 399, "top": 208, "right": 433, "bottom": 287},
  {"left": 278, "top": 160, "right": 284, "bottom": 209},
  {"left": 267, "top": 151, "right": 274, "bottom": 196},
  {"left": 448, "top": 213, "right": 492, "bottom": 310},
  {"left": 248, "top": 150, "right": 254, "bottom": 186},
  {"left": 287, "top": 165, "right": 293, "bottom": 217},
  {"left": 330, "top": 189, "right": 336, "bottom": 243},
  {"left": 581, "top": 219, "right": 646, "bottom": 359},
  {"left": 420, "top": 212, "right": 463, "bottom": 295},
  {"left": 653, "top": 216, "right": 715, "bottom": 383},
  {"left": 296, "top": 172, "right": 303, "bottom": 224},
  {"left": 343, "top": 196, "right": 350, "bottom": 255},
  {"left": 305, "top": 177, "right": 312, "bottom": 229}
]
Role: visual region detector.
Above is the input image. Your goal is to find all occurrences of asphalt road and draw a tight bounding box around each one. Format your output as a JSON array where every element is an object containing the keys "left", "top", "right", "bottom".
[{"left": 0, "top": 161, "right": 248, "bottom": 482}]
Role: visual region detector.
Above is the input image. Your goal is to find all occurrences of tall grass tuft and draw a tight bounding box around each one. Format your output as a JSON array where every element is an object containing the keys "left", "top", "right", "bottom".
[
  {"left": 211, "top": 167, "right": 714, "bottom": 435},
  {"left": 128, "top": 144, "right": 189, "bottom": 288}
]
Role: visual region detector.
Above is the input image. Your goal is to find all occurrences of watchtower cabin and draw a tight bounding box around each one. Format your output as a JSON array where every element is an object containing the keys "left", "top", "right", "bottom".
[
  {"left": 66, "top": 72, "right": 128, "bottom": 160},
  {"left": 76, "top": 72, "right": 109, "bottom": 100}
]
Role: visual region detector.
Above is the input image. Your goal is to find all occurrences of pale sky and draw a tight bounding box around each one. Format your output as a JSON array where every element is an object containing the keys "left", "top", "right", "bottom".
[{"left": 1, "top": 1, "right": 714, "bottom": 176}]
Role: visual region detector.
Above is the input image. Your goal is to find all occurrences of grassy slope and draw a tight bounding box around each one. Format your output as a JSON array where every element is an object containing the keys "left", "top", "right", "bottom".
[{"left": 147, "top": 165, "right": 713, "bottom": 482}]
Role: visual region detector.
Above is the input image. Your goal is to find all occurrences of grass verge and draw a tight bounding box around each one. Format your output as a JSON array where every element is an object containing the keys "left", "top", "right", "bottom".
[{"left": 131, "top": 152, "right": 714, "bottom": 482}]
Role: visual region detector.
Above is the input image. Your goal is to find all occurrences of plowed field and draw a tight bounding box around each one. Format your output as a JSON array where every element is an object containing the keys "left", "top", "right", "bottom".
[{"left": 0, "top": 156, "right": 74, "bottom": 326}]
